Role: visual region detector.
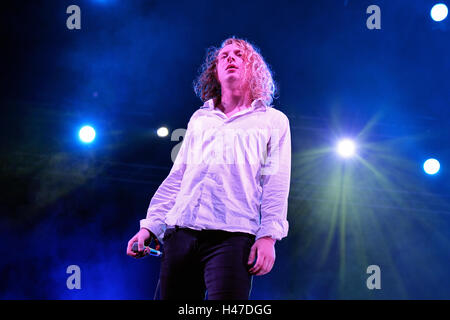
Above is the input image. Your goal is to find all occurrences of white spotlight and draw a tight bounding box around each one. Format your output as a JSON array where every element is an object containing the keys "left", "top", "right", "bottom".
[
  {"left": 337, "top": 139, "right": 356, "bottom": 158},
  {"left": 431, "top": 3, "right": 448, "bottom": 22},
  {"left": 79, "top": 125, "right": 96, "bottom": 143},
  {"left": 157, "top": 127, "right": 169, "bottom": 137},
  {"left": 423, "top": 158, "right": 440, "bottom": 175}
]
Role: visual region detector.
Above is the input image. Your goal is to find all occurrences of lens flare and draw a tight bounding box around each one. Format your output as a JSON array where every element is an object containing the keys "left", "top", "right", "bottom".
[
  {"left": 157, "top": 127, "right": 169, "bottom": 137},
  {"left": 430, "top": 3, "right": 448, "bottom": 22},
  {"left": 79, "top": 125, "right": 96, "bottom": 143},
  {"left": 423, "top": 158, "right": 440, "bottom": 175},
  {"left": 336, "top": 139, "right": 356, "bottom": 158}
]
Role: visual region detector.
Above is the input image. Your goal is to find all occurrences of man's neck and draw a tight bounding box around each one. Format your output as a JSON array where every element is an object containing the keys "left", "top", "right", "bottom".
[{"left": 218, "top": 87, "right": 252, "bottom": 115}]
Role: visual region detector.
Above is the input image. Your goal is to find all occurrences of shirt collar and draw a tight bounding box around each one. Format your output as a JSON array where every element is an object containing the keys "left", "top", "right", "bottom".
[{"left": 200, "top": 98, "right": 267, "bottom": 112}]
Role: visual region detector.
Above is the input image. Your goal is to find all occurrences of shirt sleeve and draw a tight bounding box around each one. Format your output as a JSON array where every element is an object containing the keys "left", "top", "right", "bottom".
[
  {"left": 256, "top": 113, "right": 291, "bottom": 241},
  {"left": 139, "top": 116, "right": 193, "bottom": 242}
]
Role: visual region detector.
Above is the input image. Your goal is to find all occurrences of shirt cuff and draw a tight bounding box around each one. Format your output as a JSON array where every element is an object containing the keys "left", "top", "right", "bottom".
[
  {"left": 140, "top": 219, "right": 166, "bottom": 244},
  {"left": 255, "top": 220, "right": 289, "bottom": 241},
  {"left": 255, "top": 234, "right": 277, "bottom": 242}
]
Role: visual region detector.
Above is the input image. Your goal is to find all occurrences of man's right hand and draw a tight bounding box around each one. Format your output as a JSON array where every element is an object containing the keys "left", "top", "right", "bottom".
[{"left": 126, "top": 228, "right": 160, "bottom": 258}]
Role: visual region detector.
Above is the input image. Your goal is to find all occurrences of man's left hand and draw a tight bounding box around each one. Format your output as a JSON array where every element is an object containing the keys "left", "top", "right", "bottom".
[{"left": 247, "top": 236, "right": 276, "bottom": 276}]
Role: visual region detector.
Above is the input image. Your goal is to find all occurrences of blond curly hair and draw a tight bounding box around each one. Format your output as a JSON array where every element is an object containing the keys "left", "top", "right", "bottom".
[{"left": 193, "top": 37, "right": 277, "bottom": 107}]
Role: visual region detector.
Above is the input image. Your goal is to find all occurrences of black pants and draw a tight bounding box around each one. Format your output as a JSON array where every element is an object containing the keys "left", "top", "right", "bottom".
[{"left": 159, "top": 226, "right": 255, "bottom": 300}]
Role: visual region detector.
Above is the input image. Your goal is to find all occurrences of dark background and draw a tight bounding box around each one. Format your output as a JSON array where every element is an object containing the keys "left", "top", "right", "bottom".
[{"left": 0, "top": 0, "right": 449, "bottom": 299}]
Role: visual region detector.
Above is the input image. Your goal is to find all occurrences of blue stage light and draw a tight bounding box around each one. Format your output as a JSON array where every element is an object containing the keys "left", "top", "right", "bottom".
[
  {"left": 430, "top": 3, "right": 448, "bottom": 22},
  {"left": 157, "top": 127, "right": 169, "bottom": 138},
  {"left": 79, "top": 125, "right": 96, "bottom": 143},
  {"left": 423, "top": 158, "right": 440, "bottom": 175},
  {"left": 336, "top": 139, "right": 356, "bottom": 158}
]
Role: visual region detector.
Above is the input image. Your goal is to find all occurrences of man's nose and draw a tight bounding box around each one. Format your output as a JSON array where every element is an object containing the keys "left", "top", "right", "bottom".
[{"left": 227, "top": 55, "right": 235, "bottom": 63}]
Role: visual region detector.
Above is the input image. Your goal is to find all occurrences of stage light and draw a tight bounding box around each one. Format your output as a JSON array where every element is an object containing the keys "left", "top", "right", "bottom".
[
  {"left": 336, "top": 139, "right": 356, "bottom": 158},
  {"left": 430, "top": 3, "right": 448, "bottom": 22},
  {"left": 157, "top": 127, "right": 169, "bottom": 137},
  {"left": 79, "top": 125, "right": 96, "bottom": 143},
  {"left": 423, "top": 158, "right": 440, "bottom": 175}
]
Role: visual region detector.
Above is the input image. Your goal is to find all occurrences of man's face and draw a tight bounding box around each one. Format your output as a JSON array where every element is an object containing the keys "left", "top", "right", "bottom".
[{"left": 216, "top": 43, "right": 247, "bottom": 87}]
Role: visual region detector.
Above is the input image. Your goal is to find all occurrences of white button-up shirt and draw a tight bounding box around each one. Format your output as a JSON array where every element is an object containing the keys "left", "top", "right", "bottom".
[{"left": 140, "top": 98, "right": 291, "bottom": 242}]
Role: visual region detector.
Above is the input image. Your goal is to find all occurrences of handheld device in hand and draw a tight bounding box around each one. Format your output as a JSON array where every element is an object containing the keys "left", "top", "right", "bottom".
[{"left": 132, "top": 242, "right": 163, "bottom": 257}]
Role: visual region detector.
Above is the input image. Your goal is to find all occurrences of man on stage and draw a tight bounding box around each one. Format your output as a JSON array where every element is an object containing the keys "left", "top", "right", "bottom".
[{"left": 127, "top": 37, "right": 291, "bottom": 300}]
